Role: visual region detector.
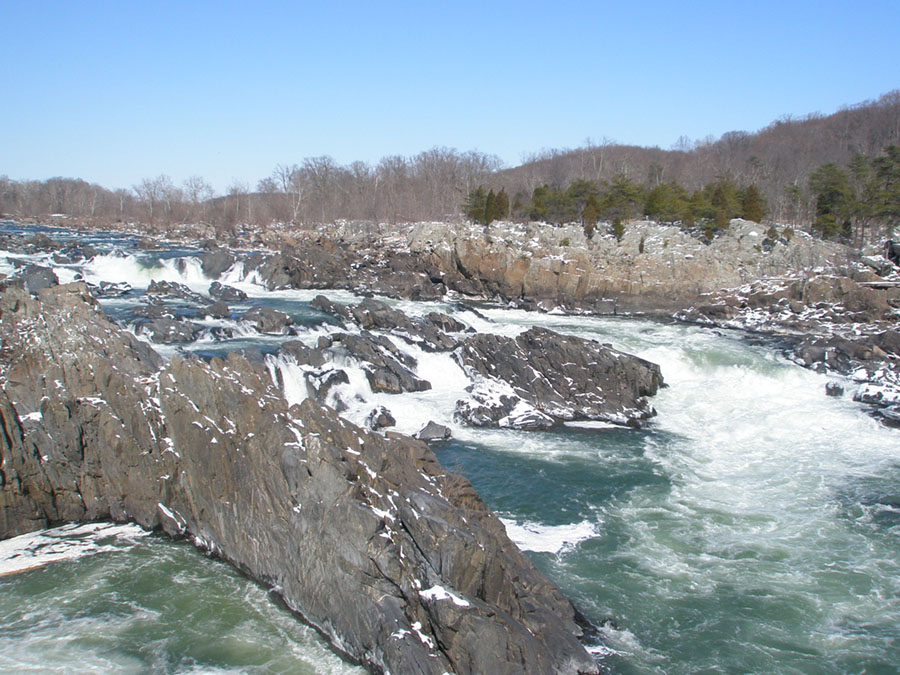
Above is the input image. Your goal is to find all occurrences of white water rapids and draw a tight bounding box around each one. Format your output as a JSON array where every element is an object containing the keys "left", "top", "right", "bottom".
[{"left": 1, "top": 235, "right": 898, "bottom": 672}]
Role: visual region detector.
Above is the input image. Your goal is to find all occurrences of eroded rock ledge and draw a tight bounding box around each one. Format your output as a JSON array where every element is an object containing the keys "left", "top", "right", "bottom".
[{"left": 0, "top": 284, "right": 600, "bottom": 674}]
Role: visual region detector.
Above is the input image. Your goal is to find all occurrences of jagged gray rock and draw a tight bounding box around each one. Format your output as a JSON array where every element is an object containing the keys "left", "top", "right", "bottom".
[
  {"left": 0, "top": 283, "right": 600, "bottom": 674},
  {"left": 147, "top": 280, "right": 207, "bottom": 304},
  {"left": 209, "top": 281, "right": 248, "bottom": 302},
  {"left": 20, "top": 264, "right": 59, "bottom": 293},
  {"left": 454, "top": 327, "right": 663, "bottom": 428},
  {"left": 366, "top": 405, "right": 396, "bottom": 430},
  {"left": 200, "top": 248, "right": 235, "bottom": 278},
  {"left": 136, "top": 317, "right": 204, "bottom": 343},
  {"left": 203, "top": 300, "right": 231, "bottom": 319},
  {"left": 88, "top": 280, "right": 132, "bottom": 297},
  {"left": 415, "top": 421, "right": 452, "bottom": 441},
  {"left": 240, "top": 306, "right": 294, "bottom": 333},
  {"left": 315, "top": 297, "right": 460, "bottom": 352}
]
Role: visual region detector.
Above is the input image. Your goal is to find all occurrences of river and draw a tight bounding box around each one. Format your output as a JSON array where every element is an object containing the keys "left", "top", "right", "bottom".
[{"left": 1, "top": 225, "right": 898, "bottom": 673}]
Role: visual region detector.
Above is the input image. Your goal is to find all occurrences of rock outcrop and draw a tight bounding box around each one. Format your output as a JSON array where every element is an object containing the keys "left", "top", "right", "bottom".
[
  {"left": 453, "top": 327, "right": 664, "bottom": 429},
  {"left": 0, "top": 283, "right": 600, "bottom": 674}
]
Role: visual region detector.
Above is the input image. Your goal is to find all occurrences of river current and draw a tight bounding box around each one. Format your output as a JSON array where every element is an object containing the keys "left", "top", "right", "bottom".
[{"left": 1, "top": 225, "right": 898, "bottom": 673}]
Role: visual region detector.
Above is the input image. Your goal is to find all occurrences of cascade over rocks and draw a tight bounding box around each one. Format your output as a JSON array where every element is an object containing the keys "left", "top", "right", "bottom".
[
  {"left": 0, "top": 284, "right": 601, "bottom": 674},
  {"left": 332, "top": 332, "right": 432, "bottom": 394},
  {"left": 676, "top": 272, "right": 900, "bottom": 424},
  {"left": 306, "top": 295, "right": 665, "bottom": 430}
]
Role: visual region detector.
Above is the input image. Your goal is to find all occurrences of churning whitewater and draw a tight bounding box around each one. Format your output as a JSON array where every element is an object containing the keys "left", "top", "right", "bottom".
[{"left": 1, "top": 226, "right": 898, "bottom": 673}]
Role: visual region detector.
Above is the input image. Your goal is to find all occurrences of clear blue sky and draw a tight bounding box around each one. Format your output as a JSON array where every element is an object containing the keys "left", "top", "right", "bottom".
[{"left": 2, "top": 0, "right": 898, "bottom": 193}]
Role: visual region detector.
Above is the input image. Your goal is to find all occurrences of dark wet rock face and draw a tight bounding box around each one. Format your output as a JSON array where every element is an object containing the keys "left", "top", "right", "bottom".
[
  {"left": 208, "top": 281, "right": 247, "bottom": 302},
  {"left": 0, "top": 283, "right": 599, "bottom": 674},
  {"left": 415, "top": 421, "right": 452, "bottom": 441},
  {"left": 200, "top": 248, "right": 235, "bottom": 278},
  {"left": 240, "top": 306, "right": 293, "bottom": 333},
  {"left": 147, "top": 280, "right": 207, "bottom": 304},
  {"left": 454, "top": 327, "right": 664, "bottom": 429},
  {"left": 367, "top": 405, "right": 396, "bottom": 430},
  {"left": 826, "top": 381, "right": 845, "bottom": 397}
]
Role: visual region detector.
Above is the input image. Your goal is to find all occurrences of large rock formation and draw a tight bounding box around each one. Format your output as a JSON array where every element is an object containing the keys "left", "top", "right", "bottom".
[
  {"left": 454, "top": 327, "right": 664, "bottom": 429},
  {"left": 0, "top": 283, "right": 600, "bottom": 674}
]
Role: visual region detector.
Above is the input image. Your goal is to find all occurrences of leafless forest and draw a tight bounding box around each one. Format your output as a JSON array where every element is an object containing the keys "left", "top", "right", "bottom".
[{"left": 2, "top": 91, "right": 898, "bottom": 233}]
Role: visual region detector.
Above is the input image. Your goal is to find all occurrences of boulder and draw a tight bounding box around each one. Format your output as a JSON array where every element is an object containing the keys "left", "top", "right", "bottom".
[
  {"left": 425, "top": 311, "right": 468, "bottom": 333},
  {"left": 203, "top": 300, "right": 231, "bottom": 319},
  {"left": 209, "top": 281, "right": 247, "bottom": 302},
  {"left": 351, "top": 299, "right": 458, "bottom": 351},
  {"left": 132, "top": 302, "right": 176, "bottom": 320},
  {"left": 240, "top": 306, "right": 293, "bottom": 333},
  {"left": 415, "top": 421, "right": 452, "bottom": 441},
  {"left": 147, "top": 280, "right": 207, "bottom": 304},
  {"left": 280, "top": 340, "right": 327, "bottom": 368},
  {"left": 136, "top": 317, "right": 203, "bottom": 344},
  {"left": 89, "top": 280, "right": 132, "bottom": 297},
  {"left": 334, "top": 332, "right": 431, "bottom": 394},
  {"left": 20, "top": 264, "right": 59, "bottom": 293},
  {"left": 826, "top": 381, "right": 844, "bottom": 397},
  {"left": 310, "top": 294, "right": 352, "bottom": 322},
  {"left": 367, "top": 406, "right": 396, "bottom": 430},
  {"left": 201, "top": 248, "right": 235, "bottom": 278}
]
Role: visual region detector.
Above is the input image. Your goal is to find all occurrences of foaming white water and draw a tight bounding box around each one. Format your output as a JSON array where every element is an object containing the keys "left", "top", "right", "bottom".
[
  {"left": 81, "top": 254, "right": 211, "bottom": 292},
  {"left": 0, "top": 523, "right": 149, "bottom": 577},
  {"left": 500, "top": 518, "right": 599, "bottom": 554},
  {"left": 589, "top": 329, "right": 900, "bottom": 661},
  {"left": 266, "top": 353, "right": 314, "bottom": 408},
  {"left": 325, "top": 339, "right": 471, "bottom": 436},
  {"left": 642, "top": 338, "right": 896, "bottom": 516}
]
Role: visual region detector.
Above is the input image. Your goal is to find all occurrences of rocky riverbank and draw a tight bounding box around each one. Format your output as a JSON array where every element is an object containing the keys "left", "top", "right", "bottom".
[{"left": 0, "top": 282, "right": 607, "bottom": 673}]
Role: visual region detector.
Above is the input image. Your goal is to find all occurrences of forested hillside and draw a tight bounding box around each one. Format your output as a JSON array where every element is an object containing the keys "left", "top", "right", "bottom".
[{"left": 2, "top": 91, "right": 898, "bottom": 241}]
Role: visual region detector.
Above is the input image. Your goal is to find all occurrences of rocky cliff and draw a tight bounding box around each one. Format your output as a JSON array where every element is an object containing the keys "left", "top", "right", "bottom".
[
  {"left": 185, "top": 218, "right": 851, "bottom": 313},
  {"left": 0, "top": 283, "right": 601, "bottom": 674}
]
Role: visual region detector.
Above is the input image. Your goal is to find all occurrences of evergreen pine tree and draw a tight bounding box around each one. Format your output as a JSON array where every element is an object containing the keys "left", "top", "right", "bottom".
[
  {"left": 463, "top": 186, "right": 487, "bottom": 224},
  {"left": 741, "top": 185, "right": 765, "bottom": 222},
  {"left": 809, "top": 163, "right": 854, "bottom": 239},
  {"left": 495, "top": 188, "right": 510, "bottom": 221},
  {"left": 612, "top": 217, "right": 625, "bottom": 242},
  {"left": 484, "top": 189, "right": 497, "bottom": 224},
  {"left": 582, "top": 193, "right": 600, "bottom": 237}
]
